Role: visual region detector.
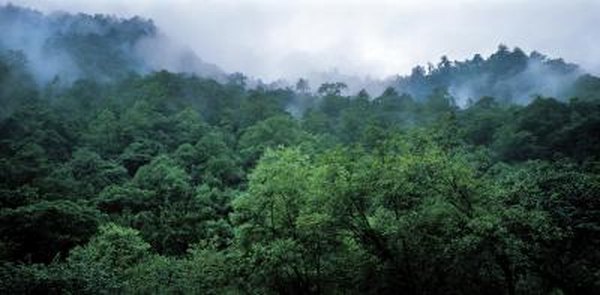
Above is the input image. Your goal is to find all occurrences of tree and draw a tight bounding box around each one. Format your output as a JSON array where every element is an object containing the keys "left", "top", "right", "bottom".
[
  {"left": 295, "top": 78, "right": 310, "bottom": 94},
  {"left": 232, "top": 148, "right": 337, "bottom": 293},
  {"left": 495, "top": 162, "right": 600, "bottom": 293},
  {"left": 67, "top": 148, "right": 128, "bottom": 197},
  {"left": 68, "top": 223, "right": 151, "bottom": 274},
  {"left": 169, "top": 107, "right": 207, "bottom": 147},
  {"left": 132, "top": 155, "right": 191, "bottom": 205},
  {"left": 0, "top": 201, "right": 100, "bottom": 263},
  {"left": 83, "top": 109, "right": 121, "bottom": 156},
  {"left": 238, "top": 115, "right": 312, "bottom": 167},
  {"left": 317, "top": 82, "right": 347, "bottom": 97},
  {"left": 493, "top": 97, "right": 571, "bottom": 161},
  {"left": 233, "top": 148, "right": 312, "bottom": 243},
  {"left": 119, "top": 139, "right": 165, "bottom": 176},
  {"left": 192, "top": 130, "right": 243, "bottom": 187}
]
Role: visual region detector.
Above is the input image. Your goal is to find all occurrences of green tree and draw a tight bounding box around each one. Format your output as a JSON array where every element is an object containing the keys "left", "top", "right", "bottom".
[
  {"left": 132, "top": 155, "right": 191, "bottom": 203},
  {"left": 68, "top": 223, "right": 151, "bottom": 274},
  {"left": 0, "top": 201, "right": 100, "bottom": 263},
  {"left": 239, "top": 115, "right": 312, "bottom": 167}
]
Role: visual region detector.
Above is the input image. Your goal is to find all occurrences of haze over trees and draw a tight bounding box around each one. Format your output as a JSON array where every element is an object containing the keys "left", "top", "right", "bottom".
[{"left": 1, "top": 5, "right": 599, "bottom": 295}]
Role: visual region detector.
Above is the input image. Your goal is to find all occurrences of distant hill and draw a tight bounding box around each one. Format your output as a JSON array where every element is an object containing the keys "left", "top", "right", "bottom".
[
  {"left": 0, "top": 4, "right": 224, "bottom": 84},
  {"left": 394, "top": 45, "right": 583, "bottom": 105},
  {"left": 1, "top": 5, "right": 598, "bottom": 106}
]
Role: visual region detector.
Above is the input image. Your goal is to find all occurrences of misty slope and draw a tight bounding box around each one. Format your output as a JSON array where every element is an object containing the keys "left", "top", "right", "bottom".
[
  {"left": 264, "top": 45, "right": 591, "bottom": 107},
  {"left": 1, "top": 4, "right": 597, "bottom": 107},
  {"left": 0, "top": 4, "right": 224, "bottom": 84},
  {"left": 394, "top": 45, "right": 583, "bottom": 105}
]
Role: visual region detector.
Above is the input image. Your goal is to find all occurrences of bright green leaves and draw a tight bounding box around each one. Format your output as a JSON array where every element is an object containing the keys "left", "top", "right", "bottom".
[
  {"left": 234, "top": 148, "right": 313, "bottom": 243},
  {"left": 63, "top": 223, "right": 152, "bottom": 293},
  {"left": 69, "top": 223, "right": 151, "bottom": 273},
  {"left": 230, "top": 131, "right": 579, "bottom": 293}
]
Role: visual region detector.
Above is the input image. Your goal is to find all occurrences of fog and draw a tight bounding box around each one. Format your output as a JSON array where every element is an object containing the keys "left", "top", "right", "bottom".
[
  {"left": 0, "top": 4, "right": 227, "bottom": 85},
  {"left": 4, "top": 0, "right": 599, "bottom": 83}
]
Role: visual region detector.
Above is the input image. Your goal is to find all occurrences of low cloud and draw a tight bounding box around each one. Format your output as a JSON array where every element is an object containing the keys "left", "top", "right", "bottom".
[{"left": 3, "top": 0, "right": 600, "bottom": 83}]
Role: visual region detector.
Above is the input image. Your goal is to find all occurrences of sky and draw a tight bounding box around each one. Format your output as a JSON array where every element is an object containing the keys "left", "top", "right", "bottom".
[{"left": 4, "top": 0, "right": 600, "bottom": 81}]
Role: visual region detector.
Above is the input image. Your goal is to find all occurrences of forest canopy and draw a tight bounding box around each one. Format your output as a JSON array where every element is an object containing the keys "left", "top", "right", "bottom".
[{"left": 1, "top": 4, "right": 599, "bottom": 295}]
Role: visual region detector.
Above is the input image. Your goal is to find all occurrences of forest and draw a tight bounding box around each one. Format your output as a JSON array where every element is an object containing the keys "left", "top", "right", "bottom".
[{"left": 1, "top": 5, "right": 600, "bottom": 295}]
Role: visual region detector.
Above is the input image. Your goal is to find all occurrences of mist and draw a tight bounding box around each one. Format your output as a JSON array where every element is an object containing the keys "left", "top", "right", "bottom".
[
  {"left": 6, "top": 0, "right": 600, "bottom": 82},
  {"left": 1, "top": 1, "right": 599, "bottom": 106},
  {"left": 0, "top": 4, "right": 223, "bottom": 85},
  {"left": 443, "top": 49, "right": 582, "bottom": 106}
]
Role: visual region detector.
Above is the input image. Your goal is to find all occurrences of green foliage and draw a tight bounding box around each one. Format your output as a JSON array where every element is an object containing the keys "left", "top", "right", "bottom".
[
  {"left": 1, "top": 32, "right": 599, "bottom": 294},
  {"left": 239, "top": 115, "right": 312, "bottom": 167},
  {"left": 68, "top": 223, "right": 151, "bottom": 273},
  {"left": 67, "top": 148, "right": 128, "bottom": 197},
  {"left": 132, "top": 155, "right": 191, "bottom": 202},
  {"left": 192, "top": 130, "right": 243, "bottom": 187},
  {"left": 83, "top": 109, "right": 121, "bottom": 156},
  {"left": 95, "top": 184, "right": 156, "bottom": 215},
  {"left": 0, "top": 50, "right": 38, "bottom": 118},
  {"left": 0, "top": 200, "right": 100, "bottom": 263},
  {"left": 233, "top": 148, "right": 312, "bottom": 242},
  {"left": 0, "top": 261, "right": 121, "bottom": 294},
  {"left": 494, "top": 162, "right": 600, "bottom": 293},
  {"left": 119, "top": 139, "right": 165, "bottom": 176}
]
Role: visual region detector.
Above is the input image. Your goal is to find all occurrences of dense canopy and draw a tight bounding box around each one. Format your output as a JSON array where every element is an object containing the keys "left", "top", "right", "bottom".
[{"left": 1, "top": 5, "right": 599, "bottom": 295}]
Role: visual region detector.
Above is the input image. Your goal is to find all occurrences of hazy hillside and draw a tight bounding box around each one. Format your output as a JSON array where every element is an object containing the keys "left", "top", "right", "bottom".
[
  {"left": 394, "top": 45, "right": 582, "bottom": 105},
  {"left": 0, "top": 4, "right": 224, "bottom": 84}
]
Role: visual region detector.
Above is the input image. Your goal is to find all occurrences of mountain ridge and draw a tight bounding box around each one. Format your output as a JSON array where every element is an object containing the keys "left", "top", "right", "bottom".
[
  {"left": 0, "top": 4, "right": 224, "bottom": 84},
  {"left": 0, "top": 4, "right": 596, "bottom": 106}
]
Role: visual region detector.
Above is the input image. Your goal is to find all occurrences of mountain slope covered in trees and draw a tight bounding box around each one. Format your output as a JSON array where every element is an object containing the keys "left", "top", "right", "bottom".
[
  {"left": 1, "top": 5, "right": 599, "bottom": 295},
  {"left": 0, "top": 4, "right": 223, "bottom": 85},
  {"left": 394, "top": 45, "right": 583, "bottom": 105}
]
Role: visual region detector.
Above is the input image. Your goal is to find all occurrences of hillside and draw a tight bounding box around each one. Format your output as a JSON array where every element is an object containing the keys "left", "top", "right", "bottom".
[
  {"left": 0, "top": 4, "right": 223, "bottom": 84},
  {"left": 1, "top": 4, "right": 599, "bottom": 295},
  {"left": 395, "top": 45, "right": 582, "bottom": 105}
]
